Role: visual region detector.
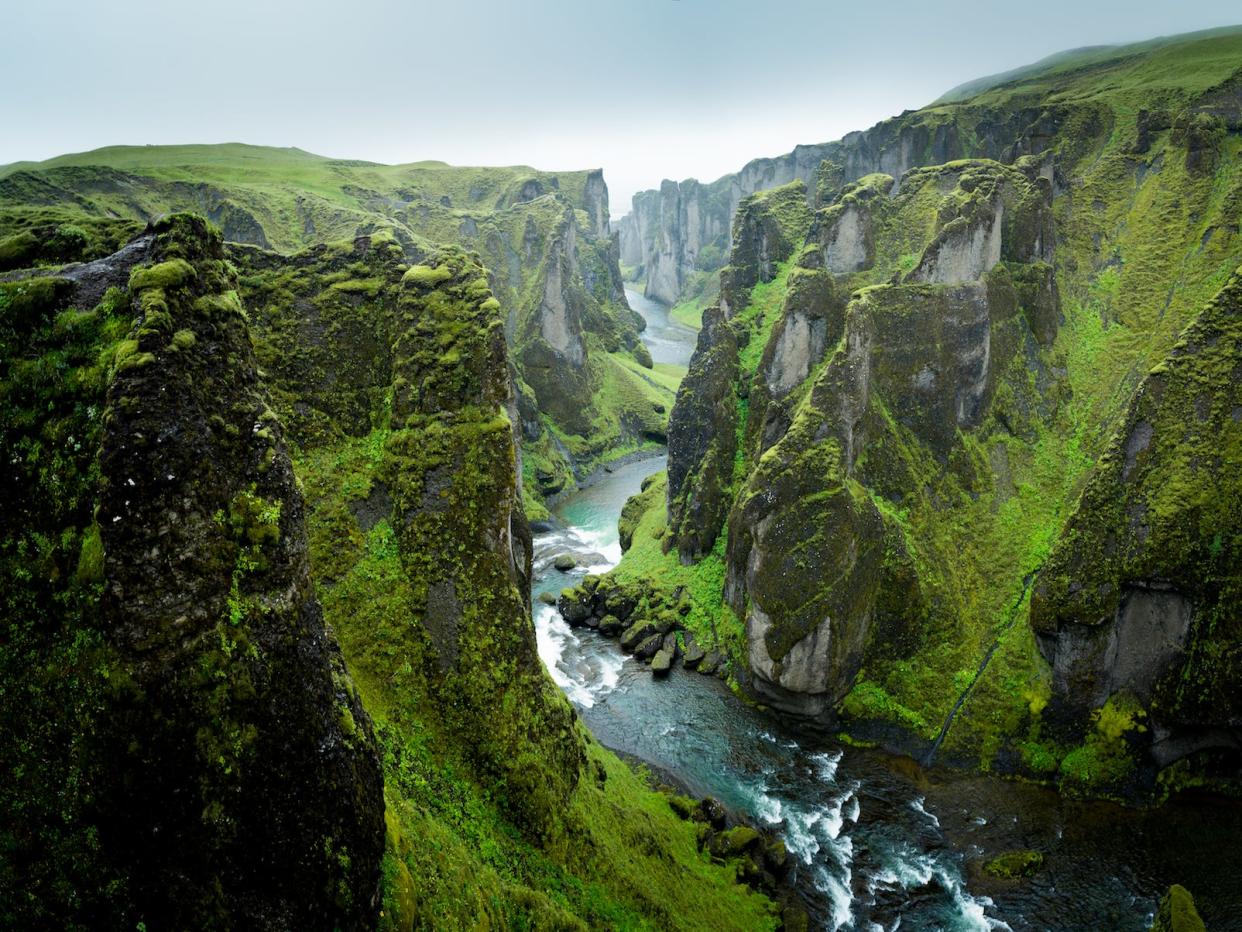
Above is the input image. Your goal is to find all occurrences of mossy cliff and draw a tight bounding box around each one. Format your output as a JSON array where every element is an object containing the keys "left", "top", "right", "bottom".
[
  {"left": 0, "top": 146, "right": 673, "bottom": 516},
  {"left": 610, "top": 28, "right": 1242, "bottom": 797},
  {"left": 618, "top": 26, "right": 1242, "bottom": 327},
  {"left": 0, "top": 214, "right": 384, "bottom": 927},
  {"left": 0, "top": 216, "right": 780, "bottom": 926},
  {"left": 618, "top": 147, "right": 832, "bottom": 308},
  {"left": 1030, "top": 267, "right": 1242, "bottom": 774}
]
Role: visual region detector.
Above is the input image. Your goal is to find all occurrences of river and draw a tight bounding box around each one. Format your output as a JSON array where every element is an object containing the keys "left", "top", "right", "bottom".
[{"left": 530, "top": 290, "right": 1242, "bottom": 931}]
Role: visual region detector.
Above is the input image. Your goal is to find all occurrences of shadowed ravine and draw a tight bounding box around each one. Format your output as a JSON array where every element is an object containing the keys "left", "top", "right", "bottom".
[{"left": 530, "top": 292, "right": 1242, "bottom": 932}]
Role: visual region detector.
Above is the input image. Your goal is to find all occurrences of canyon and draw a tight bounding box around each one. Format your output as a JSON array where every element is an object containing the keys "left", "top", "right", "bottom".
[{"left": 2, "top": 23, "right": 1241, "bottom": 932}]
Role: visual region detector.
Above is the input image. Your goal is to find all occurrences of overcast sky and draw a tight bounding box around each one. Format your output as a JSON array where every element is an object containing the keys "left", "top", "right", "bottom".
[{"left": 3, "top": 1, "right": 1239, "bottom": 216}]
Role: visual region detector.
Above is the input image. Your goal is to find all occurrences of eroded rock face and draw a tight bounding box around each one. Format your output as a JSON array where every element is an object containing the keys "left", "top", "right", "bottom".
[
  {"left": 1031, "top": 269, "right": 1242, "bottom": 754},
  {"left": 619, "top": 147, "right": 827, "bottom": 305},
  {"left": 618, "top": 98, "right": 1068, "bottom": 310},
  {"left": 767, "top": 307, "right": 829, "bottom": 395},
  {"left": 386, "top": 247, "right": 583, "bottom": 835},
  {"left": 666, "top": 183, "right": 812, "bottom": 563},
  {"left": 909, "top": 198, "right": 1004, "bottom": 283},
  {"left": 537, "top": 219, "right": 586, "bottom": 366},
  {"left": 666, "top": 305, "right": 740, "bottom": 562},
  {"left": 716, "top": 162, "right": 1055, "bottom": 716},
  {"left": 94, "top": 216, "right": 385, "bottom": 928},
  {"left": 582, "top": 168, "right": 611, "bottom": 239},
  {"left": 823, "top": 203, "right": 870, "bottom": 274}
]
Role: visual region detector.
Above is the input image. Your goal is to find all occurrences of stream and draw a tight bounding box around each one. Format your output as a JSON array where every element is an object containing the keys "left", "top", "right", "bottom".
[{"left": 530, "top": 290, "right": 1242, "bottom": 931}]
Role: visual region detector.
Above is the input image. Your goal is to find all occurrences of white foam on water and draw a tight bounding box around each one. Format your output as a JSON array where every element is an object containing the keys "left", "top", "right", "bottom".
[
  {"left": 909, "top": 795, "right": 941, "bottom": 827},
  {"left": 757, "top": 796, "right": 783, "bottom": 826},
  {"left": 782, "top": 807, "right": 824, "bottom": 864},
  {"left": 814, "top": 865, "right": 854, "bottom": 932},
  {"left": 533, "top": 601, "right": 622, "bottom": 708},
  {"left": 750, "top": 785, "right": 784, "bottom": 825},
  {"left": 569, "top": 523, "right": 622, "bottom": 568},
  {"left": 810, "top": 749, "right": 842, "bottom": 783},
  {"left": 950, "top": 884, "right": 1012, "bottom": 931},
  {"left": 870, "top": 839, "right": 1010, "bottom": 931},
  {"left": 823, "top": 794, "right": 846, "bottom": 840},
  {"left": 845, "top": 793, "right": 861, "bottom": 824}
]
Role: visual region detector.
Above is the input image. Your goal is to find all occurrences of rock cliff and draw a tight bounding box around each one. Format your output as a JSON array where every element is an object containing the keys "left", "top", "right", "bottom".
[
  {"left": 0, "top": 215, "right": 385, "bottom": 928},
  {"left": 611, "top": 28, "right": 1242, "bottom": 795},
  {"left": 0, "top": 149, "right": 670, "bottom": 516},
  {"left": 1, "top": 215, "right": 780, "bottom": 929}
]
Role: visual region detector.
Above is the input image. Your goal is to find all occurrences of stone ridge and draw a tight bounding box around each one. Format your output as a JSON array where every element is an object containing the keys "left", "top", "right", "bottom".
[
  {"left": 1031, "top": 266, "right": 1242, "bottom": 767},
  {"left": 0, "top": 214, "right": 386, "bottom": 927},
  {"left": 0, "top": 149, "right": 655, "bottom": 514},
  {"left": 618, "top": 28, "right": 1242, "bottom": 320}
]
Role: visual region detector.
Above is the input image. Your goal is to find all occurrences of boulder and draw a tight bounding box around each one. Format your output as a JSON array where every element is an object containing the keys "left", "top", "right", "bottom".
[
  {"left": 764, "top": 839, "right": 789, "bottom": 875},
  {"left": 697, "top": 797, "right": 728, "bottom": 829},
  {"left": 620, "top": 619, "right": 659, "bottom": 651},
  {"left": 683, "top": 633, "right": 706, "bottom": 669},
  {"left": 651, "top": 648, "right": 674, "bottom": 675},
  {"left": 634, "top": 634, "right": 664, "bottom": 661},
  {"left": 653, "top": 611, "right": 680, "bottom": 635},
  {"left": 598, "top": 614, "right": 625, "bottom": 636},
  {"left": 603, "top": 587, "right": 639, "bottom": 622},
  {"left": 557, "top": 588, "right": 594, "bottom": 626},
  {"left": 537, "top": 590, "right": 558, "bottom": 606},
  {"left": 698, "top": 650, "right": 724, "bottom": 675},
  {"left": 1150, "top": 885, "right": 1206, "bottom": 932},
  {"left": 662, "top": 632, "right": 682, "bottom": 658},
  {"left": 709, "top": 826, "right": 763, "bottom": 859},
  {"left": 553, "top": 554, "right": 577, "bottom": 571}
]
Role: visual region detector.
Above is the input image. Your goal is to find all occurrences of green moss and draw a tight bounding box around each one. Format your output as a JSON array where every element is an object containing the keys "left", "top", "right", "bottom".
[
  {"left": 74, "top": 522, "right": 105, "bottom": 585},
  {"left": 170, "top": 328, "right": 196, "bottom": 350},
  {"left": 271, "top": 247, "right": 774, "bottom": 929},
  {"left": 0, "top": 230, "right": 39, "bottom": 269},
  {"left": 128, "top": 258, "right": 196, "bottom": 292},
  {"left": 982, "top": 849, "right": 1045, "bottom": 879},
  {"left": 402, "top": 263, "right": 453, "bottom": 286},
  {"left": 1150, "top": 884, "right": 1206, "bottom": 932}
]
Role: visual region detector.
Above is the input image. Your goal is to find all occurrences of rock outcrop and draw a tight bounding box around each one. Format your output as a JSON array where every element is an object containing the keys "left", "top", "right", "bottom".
[
  {"left": 666, "top": 182, "right": 812, "bottom": 563},
  {"left": 0, "top": 147, "right": 663, "bottom": 510},
  {"left": 1031, "top": 268, "right": 1242, "bottom": 765},
  {"left": 0, "top": 215, "right": 385, "bottom": 928},
  {"left": 663, "top": 161, "right": 1057, "bottom": 716},
  {"left": 618, "top": 145, "right": 832, "bottom": 305},
  {"left": 619, "top": 32, "right": 1242, "bottom": 790}
]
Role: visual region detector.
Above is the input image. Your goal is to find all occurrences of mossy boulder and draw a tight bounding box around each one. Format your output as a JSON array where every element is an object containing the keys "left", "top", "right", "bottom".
[
  {"left": 634, "top": 633, "right": 664, "bottom": 661},
  {"left": 982, "top": 849, "right": 1044, "bottom": 880},
  {"left": 1150, "top": 884, "right": 1206, "bottom": 932},
  {"left": 598, "top": 613, "right": 625, "bottom": 636},
  {"left": 651, "top": 647, "right": 674, "bottom": 675},
  {"left": 683, "top": 632, "right": 707, "bottom": 669},
  {"left": 764, "top": 838, "right": 789, "bottom": 875},
  {"left": 558, "top": 587, "right": 594, "bottom": 626},
  {"left": 620, "top": 619, "right": 659, "bottom": 651},
  {"left": 709, "top": 825, "right": 763, "bottom": 859}
]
